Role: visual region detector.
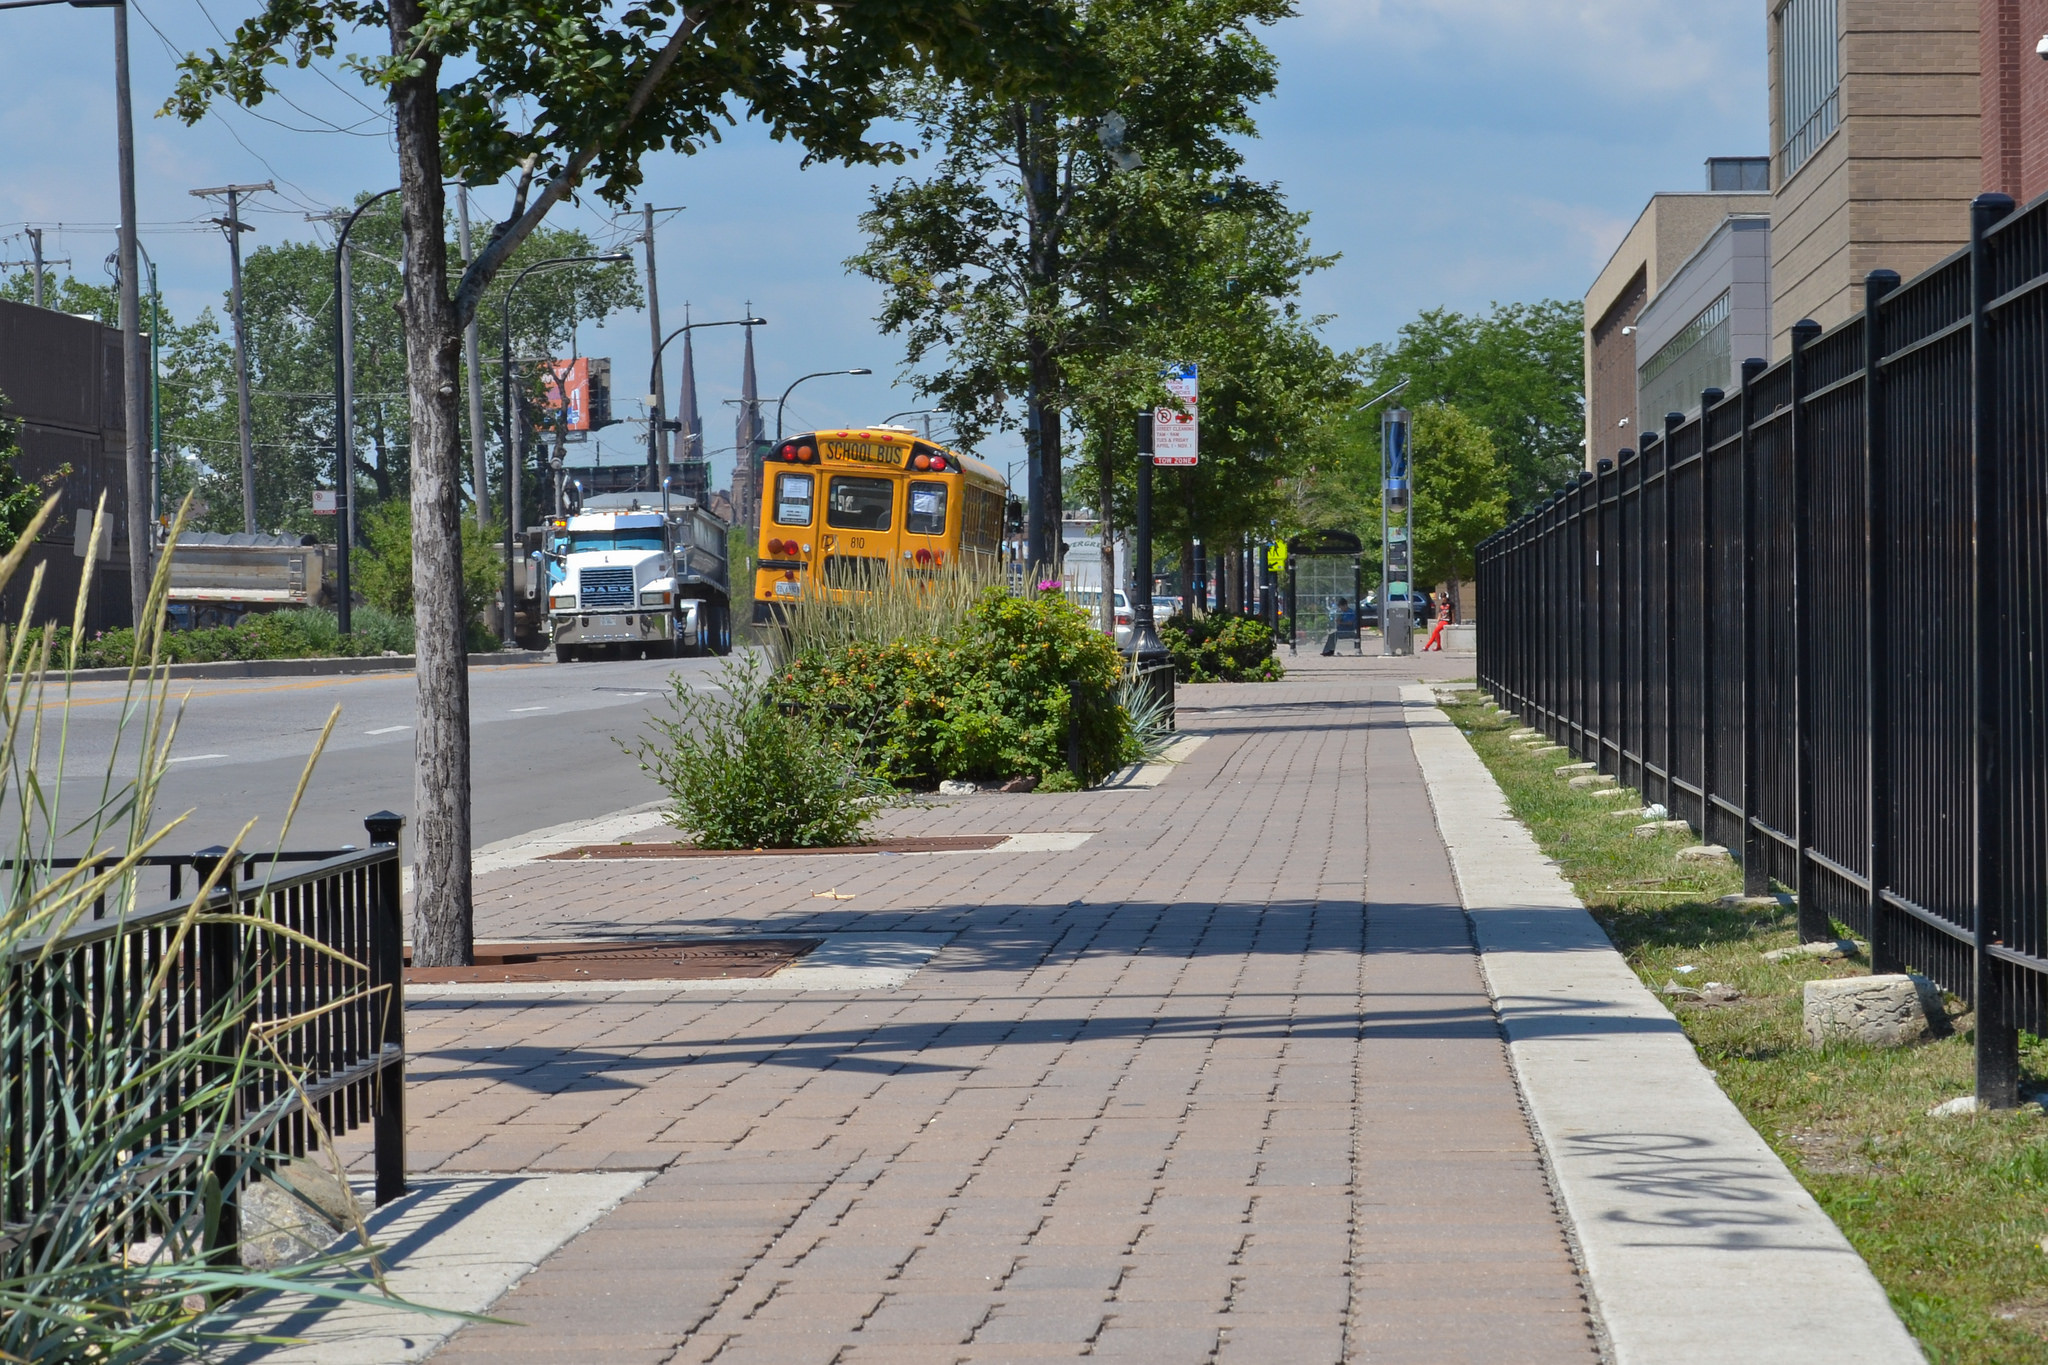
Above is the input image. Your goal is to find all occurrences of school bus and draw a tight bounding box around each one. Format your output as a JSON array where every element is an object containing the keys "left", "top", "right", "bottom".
[{"left": 752, "top": 427, "right": 1008, "bottom": 622}]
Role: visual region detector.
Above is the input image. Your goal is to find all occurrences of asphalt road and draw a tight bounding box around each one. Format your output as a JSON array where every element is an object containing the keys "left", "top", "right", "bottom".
[{"left": 25, "top": 652, "right": 742, "bottom": 857}]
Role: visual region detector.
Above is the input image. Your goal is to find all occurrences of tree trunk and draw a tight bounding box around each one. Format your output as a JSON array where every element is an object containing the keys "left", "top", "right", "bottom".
[{"left": 391, "top": 0, "right": 473, "bottom": 968}]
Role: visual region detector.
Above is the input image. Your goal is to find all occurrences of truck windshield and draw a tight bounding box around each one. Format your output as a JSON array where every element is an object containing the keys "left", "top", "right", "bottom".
[{"left": 569, "top": 530, "right": 664, "bottom": 553}]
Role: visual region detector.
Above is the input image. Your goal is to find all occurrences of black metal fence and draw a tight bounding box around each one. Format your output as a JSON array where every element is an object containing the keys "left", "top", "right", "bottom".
[
  {"left": 1, "top": 813, "right": 408, "bottom": 1263},
  {"left": 1477, "top": 190, "right": 2048, "bottom": 1107}
]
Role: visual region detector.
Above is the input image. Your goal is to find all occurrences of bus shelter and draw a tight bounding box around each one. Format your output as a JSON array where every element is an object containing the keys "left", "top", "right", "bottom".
[{"left": 1283, "top": 529, "right": 1363, "bottom": 656}]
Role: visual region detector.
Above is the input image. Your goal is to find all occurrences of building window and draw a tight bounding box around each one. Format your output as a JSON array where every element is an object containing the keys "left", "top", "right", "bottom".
[
  {"left": 1777, "top": 0, "right": 1839, "bottom": 181},
  {"left": 1638, "top": 292, "right": 1732, "bottom": 425}
]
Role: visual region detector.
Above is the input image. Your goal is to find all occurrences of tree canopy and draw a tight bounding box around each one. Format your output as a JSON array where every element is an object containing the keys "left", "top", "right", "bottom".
[{"left": 1355, "top": 300, "right": 1583, "bottom": 512}]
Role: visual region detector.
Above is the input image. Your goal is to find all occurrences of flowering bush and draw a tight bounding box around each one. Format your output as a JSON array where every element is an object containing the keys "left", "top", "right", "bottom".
[{"left": 777, "top": 588, "right": 1133, "bottom": 790}]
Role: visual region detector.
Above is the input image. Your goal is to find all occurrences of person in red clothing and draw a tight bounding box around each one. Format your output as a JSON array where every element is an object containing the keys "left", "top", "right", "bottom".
[{"left": 1423, "top": 589, "right": 1450, "bottom": 651}]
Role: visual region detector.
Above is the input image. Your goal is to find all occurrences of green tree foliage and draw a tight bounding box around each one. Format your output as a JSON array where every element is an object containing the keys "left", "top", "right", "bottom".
[
  {"left": 0, "top": 390, "right": 45, "bottom": 557},
  {"left": 1408, "top": 403, "right": 1509, "bottom": 597},
  {"left": 850, "top": 0, "right": 1303, "bottom": 559},
  {"left": 1357, "top": 300, "right": 1583, "bottom": 511},
  {"left": 354, "top": 497, "right": 499, "bottom": 625}
]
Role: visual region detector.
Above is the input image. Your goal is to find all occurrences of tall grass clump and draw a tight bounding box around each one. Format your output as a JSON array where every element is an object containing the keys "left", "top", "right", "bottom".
[
  {"left": 770, "top": 558, "right": 1007, "bottom": 667},
  {"left": 0, "top": 495, "right": 441, "bottom": 1360},
  {"left": 629, "top": 656, "right": 901, "bottom": 848}
]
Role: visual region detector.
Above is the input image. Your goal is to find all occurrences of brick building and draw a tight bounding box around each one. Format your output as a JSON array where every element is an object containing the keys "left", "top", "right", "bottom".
[
  {"left": 1583, "top": 165, "right": 1771, "bottom": 465},
  {"left": 1981, "top": 0, "right": 2048, "bottom": 201}
]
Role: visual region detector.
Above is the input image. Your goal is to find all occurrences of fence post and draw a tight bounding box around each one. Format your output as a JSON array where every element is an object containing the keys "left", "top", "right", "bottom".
[
  {"left": 1789, "top": 318, "right": 1827, "bottom": 942},
  {"left": 1596, "top": 459, "right": 1615, "bottom": 765},
  {"left": 1661, "top": 413, "right": 1683, "bottom": 814},
  {"left": 191, "top": 844, "right": 241, "bottom": 1263},
  {"left": 365, "top": 810, "right": 409, "bottom": 1202},
  {"left": 1970, "top": 193, "right": 2019, "bottom": 1109},
  {"left": 1698, "top": 391, "right": 1724, "bottom": 833},
  {"left": 1863, "top": 270, "right": 1901, "bottom": 974},
  {"left": 1738, "top": 356, "right": 1769, "bottom": 896}
]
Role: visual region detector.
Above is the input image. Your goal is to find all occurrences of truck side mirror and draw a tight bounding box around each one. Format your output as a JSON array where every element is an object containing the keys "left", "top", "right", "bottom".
[{"left": 524, "top": 551, "right": 542, "bottom": 599}]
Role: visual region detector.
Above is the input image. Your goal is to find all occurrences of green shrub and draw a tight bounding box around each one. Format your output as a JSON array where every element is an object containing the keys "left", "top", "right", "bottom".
[
  {"left": 1160, "top": 611, "right": 1283, "bottom": 683},
  {"left": 354, "top": 498, "right": 501, "bottom": 626},
  {"left": 777, "top": 588, "right": 1133, "bottom": 790},
  {"left": 629, "top": 657, "right": 901, "bottom": 849}
]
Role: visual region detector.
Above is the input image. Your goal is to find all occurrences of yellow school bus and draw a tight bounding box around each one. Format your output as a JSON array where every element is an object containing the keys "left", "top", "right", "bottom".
[{"left": 752, "top": 427, "right": 1007, "bottom": 622}]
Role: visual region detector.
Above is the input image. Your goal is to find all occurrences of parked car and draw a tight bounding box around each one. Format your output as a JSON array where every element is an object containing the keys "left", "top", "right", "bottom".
[{"left": 1153, "top": 595, "right": 1182, "bottom": 620}]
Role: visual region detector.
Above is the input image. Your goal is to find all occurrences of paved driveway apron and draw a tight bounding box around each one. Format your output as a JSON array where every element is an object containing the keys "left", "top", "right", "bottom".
[{"left": 417, "top": 655, "right": 1595, "bottom": 1364}]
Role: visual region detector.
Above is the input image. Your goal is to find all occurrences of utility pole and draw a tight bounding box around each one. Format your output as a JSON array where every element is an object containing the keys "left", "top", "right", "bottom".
[
  {"left": 457, "top": 186, "right": 489, "bottom": 530},
  {"left": 1, "top": 231, "right": 67, "bottom": 309},
  {"left": 112, "top": 2, "right": 150, "bottom": 629},
  {"left": 640, "top": 205, "right": 683, "bottom": 493},
  {"left": 192, "top": 181, "right": 272, "bottom": 532}
]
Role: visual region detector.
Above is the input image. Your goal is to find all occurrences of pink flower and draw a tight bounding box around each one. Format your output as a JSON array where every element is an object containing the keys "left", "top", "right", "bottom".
[{"left": 1036, "top": 579, "right": 1061, "bottom": 592}]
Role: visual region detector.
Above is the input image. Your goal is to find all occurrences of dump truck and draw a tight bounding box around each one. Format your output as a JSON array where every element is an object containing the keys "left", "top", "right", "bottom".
[
  {"left": 163, "top": 531, "right": 328, "bottom": 628},
  {"left": 543, "top": 493, "right": 732, "bottom": 660}
]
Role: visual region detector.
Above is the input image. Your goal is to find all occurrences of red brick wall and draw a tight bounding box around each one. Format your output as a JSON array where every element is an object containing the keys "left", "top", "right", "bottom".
[
  {"left": 1982, "top": 0, "right": 2048, "bottom": 202},
  {"left": 1588, "top": 268, "right": 1647, "bottom": 466}
]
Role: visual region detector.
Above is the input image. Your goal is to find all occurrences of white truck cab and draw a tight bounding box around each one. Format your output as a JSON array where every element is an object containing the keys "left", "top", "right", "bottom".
[{"left": 546, "top": 495, "right": 731, "bottom": 661}]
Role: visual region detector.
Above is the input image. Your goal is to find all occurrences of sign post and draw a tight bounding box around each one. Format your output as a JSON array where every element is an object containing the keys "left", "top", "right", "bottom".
[
  {"left": 1154, "top": 364, "right": 1198, "bottom": 467},
  {"left": 1381, "top": 407, "right": 1414, "bottom": 657}
]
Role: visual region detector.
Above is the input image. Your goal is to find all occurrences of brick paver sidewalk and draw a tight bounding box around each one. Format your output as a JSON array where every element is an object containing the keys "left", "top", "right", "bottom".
[{"left": 403, "top": 652, "right": 1595, "bottom": 1363}]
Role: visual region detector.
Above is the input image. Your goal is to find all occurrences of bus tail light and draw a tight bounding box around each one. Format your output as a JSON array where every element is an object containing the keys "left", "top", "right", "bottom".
[
  {"left": 913, "top": 454, "right": 931, "bottom": 470},
  {"left": 930, "top": 455, "right": 947, "bottom": 471}
]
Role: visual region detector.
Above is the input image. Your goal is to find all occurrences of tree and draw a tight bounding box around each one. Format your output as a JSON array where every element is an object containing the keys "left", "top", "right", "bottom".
[
  {"left": 0, "top": 391, "right": 47, "bottom": 557},
  {"left": 1295, "top": 400, "right": 1507, "bottom": 622},
  {"left": 173, "top": 0, "right": 1088, "bottom": 967},
  {"left": 851, "top": 0, "right": 1293, "bottom": 569},
  {"left": 1357, "top": 300, "right": 1583, "bottom": 512},
  {"left": 1408, "top": 404, "right": 1507, "bottom": 618}
]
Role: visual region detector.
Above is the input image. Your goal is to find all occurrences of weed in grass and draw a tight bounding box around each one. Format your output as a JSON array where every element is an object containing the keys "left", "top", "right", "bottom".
[{"left": 1446, "top": 695, "right": 2048, "bottom": 1364}]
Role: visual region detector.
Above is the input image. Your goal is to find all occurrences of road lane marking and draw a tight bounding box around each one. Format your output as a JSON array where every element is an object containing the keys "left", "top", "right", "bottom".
[
  {"left": 509, "top": 706, "right": 547, "bottom": 713},
  {"left": 365, "top": 725, "right": 410, "bottom": 735},
  {"left": 166, "top": 753, "right": 229, "bottom": 764}
]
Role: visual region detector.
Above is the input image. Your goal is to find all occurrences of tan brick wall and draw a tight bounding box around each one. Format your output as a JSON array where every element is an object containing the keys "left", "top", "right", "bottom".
[{"left": 1769, "top": 0, "right": 1981, "bottom": 349}]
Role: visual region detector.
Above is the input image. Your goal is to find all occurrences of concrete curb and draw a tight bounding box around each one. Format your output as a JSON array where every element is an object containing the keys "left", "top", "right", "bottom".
[
  {"left": 218, "top": 1170, "right": 652, "bottom": 1363},
  {"left": 54, "top": 650, "right": 551, "bottom": 685},
  {"left": 1399, "top": 685, "right": 1925, "bottom": 1365}
]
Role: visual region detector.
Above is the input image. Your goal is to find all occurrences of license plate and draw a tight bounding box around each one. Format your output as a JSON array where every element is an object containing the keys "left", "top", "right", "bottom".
[
  {"left": 601, "top": 616, "right": 618, "bottom": 627},
  {"left": 773, "top": 581, "right": 800, "bottom": 598}
]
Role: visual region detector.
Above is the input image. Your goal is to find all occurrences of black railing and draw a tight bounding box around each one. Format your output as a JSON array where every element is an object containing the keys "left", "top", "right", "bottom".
[
  {"left": 0, "top": 812, "right": 407, "bottom": 1263},
  {"left": 1478, "top": 190, "right": 2048, "bottom": 1107}
]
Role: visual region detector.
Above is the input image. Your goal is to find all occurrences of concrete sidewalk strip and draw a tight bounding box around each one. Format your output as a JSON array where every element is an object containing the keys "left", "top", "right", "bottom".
[
  {"left": 1095, "top": 732, "right": 1209, "bottom": 788},
  {"left": 405, "top": 933, "right": 954, "bottom": 998},
  {"left": 220, "top": 1171, "right": 650, "bottom": 1364},
  {"left": 1399, "top": 685, "right": 1924, "bottom": 1364}
]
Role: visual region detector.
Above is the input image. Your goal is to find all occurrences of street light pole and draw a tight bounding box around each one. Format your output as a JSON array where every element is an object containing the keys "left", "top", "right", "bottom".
[
  {"left": 500, "top": 252, "right": 631, "bottom": 643},
  {"left": 1123, "top": 410, "right": 1172, "bottom": 728},
  {"left": 646, "top": 315, "right": 765, "bottom": 519},
  {"left": 322, "top": 189, "right": 400, "bottom": 635},
  {"left": 774, "top": 369, "right": 874, "bottom": 447},
  {"left": 191, "top": 180, "right": 272, "bottom": 532}
]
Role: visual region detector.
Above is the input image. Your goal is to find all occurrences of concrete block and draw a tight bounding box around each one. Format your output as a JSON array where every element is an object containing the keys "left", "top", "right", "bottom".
[
  {"left": 1588, "top": 787, "right": 1636, "bottom": 801},
  {"left": 1632, "top": 820, "right": 1692, "bottom": 838},
  {"left": 1526, "top": 745, "right": 1565, "bottom": 758},
  {"left": 1763, "top": 939, "right": 1861, "bottom": 963},
  {"left": 1567, "top": 773, "right": 1616, "bottom": 790},
  {"left": 1554, "top": 762, "right": 1595, "bottom": 776},
  {"left": 1803, "top": 974, "right": 1942, "bottom": 1047},
  {"left": 1676, "top": 844, "right": 1732, "bottom": 864}
]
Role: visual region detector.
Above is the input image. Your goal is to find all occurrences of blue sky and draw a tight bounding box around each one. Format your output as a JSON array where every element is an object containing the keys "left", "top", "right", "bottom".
[{"left": 0, "top": 0, "right": 1766, "bottom": 493}]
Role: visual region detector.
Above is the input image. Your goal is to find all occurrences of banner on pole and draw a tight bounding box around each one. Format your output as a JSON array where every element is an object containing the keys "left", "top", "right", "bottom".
[{"left": 1154, "top": 363, "right": 1198, "bottom": 466}]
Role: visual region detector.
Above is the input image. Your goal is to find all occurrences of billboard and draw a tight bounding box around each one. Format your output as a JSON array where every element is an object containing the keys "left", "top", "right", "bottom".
[{"left": 541, "top": 357, "right": 612, "bottom": 441}]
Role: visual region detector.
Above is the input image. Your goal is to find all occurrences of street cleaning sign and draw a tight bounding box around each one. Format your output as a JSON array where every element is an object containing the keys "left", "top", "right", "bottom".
[{"left": 1154, "top": 364, "right": 1198, "bottom": 466}]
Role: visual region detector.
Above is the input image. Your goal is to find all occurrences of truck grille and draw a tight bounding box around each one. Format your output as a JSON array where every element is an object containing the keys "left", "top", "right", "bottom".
[{"left": 579, "top": 567, "right": 635, "bottom": 609}]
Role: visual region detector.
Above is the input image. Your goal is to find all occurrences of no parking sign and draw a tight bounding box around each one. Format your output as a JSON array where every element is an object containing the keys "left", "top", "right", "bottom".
[{"left": 1154, "top": 364, "right": 1198, "bottom": 466}]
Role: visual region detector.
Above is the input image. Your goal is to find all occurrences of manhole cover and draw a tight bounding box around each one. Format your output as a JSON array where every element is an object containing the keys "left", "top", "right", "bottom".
[
  {"left": 404, "top": 937, "right": 822, "bottom": 984},
  {"left": 546, "top": 835, "right": 1007, "bottom": 860}
]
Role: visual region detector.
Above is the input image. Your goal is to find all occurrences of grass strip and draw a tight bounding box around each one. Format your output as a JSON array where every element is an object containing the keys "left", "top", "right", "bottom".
[{"left": 1443, "top": 694, "right": 2048, "bottom": 1365}]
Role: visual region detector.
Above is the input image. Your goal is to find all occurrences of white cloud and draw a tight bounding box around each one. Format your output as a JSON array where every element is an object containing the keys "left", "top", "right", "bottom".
[{"left": 1294, "top": 0, "right": 1759, "bottom": 111}]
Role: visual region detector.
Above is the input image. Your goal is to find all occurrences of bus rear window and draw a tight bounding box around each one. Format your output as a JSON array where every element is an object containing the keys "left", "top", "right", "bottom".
[
  {"left": 827, "top": 476, "right": 894, "bottom": 531},
  {"left": 907, "top": 482, "right": 947, "bottom": 536},
  {"left": 775, "top": 472, "right": 814, "bottom": 526}
]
